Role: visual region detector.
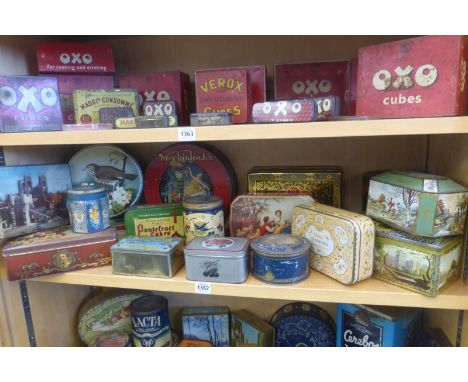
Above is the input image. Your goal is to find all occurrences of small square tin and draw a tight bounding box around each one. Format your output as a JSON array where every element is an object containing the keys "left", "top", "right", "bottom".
[
  {"left": 230, "top": 309, "right": 275, "bottom": 347},
  {"left": 190, "top": 112, "right": 233, "bottom": 126},
  {"left": 184, "top": 236, "right": 249, "bottom": 283},
  {"left": 252, "top": 99, "right": 318, "bottom": 123},
  {"left": 135, "top": 116, "right": 170, "bottom": 128},
  {"left": 111, "top": 236, "right": 184, "bottom": 278},
  {"left": 2, "top": 227, "right": 116, "bottom": 281},
  {"left": 181, "top": 306, "right": 230, "bottom": 347}
]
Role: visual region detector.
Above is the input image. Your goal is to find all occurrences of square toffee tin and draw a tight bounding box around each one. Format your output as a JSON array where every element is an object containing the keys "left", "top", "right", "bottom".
[
  {"left": 184, "top": 236, "right": 249, "bottom": 283},
  {"left": 111, "top": 236, "right": 184, "bottom": 278}
]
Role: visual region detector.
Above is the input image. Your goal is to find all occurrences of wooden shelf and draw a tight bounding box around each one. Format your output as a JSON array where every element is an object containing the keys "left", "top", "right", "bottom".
[
  {"left": 2, "top": 116, "right": 468, "bottom": 146},
  {"left": 29, "top": 265, "right": 468, "bottom": 310}
]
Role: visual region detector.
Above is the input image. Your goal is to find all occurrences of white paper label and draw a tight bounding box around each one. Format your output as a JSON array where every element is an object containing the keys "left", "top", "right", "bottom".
[
  {"left": 194, "top": 282, "right": 211, "bottom": 294},
  {"left": 305, "top": 226, "right": 335, "bottom": 257},
  {"left": 178, "top": 127, "right": 196, "bottom": 141}
]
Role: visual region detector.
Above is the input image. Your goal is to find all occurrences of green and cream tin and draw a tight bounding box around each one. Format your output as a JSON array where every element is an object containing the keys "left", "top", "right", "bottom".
[
  {"left": 366, "top": 171, "right": 468, "bottom": 237},
  {"left": 373, "top": 222, "right": 462, "bottom": 297},
  {"left": 292, "top": 203, "right": 375, "bottom": 285}
]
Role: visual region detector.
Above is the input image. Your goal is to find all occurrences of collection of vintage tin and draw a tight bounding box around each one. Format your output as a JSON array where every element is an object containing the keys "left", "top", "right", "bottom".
[{"left": 1, "top": 35, "right": 468, "bottom": 347}]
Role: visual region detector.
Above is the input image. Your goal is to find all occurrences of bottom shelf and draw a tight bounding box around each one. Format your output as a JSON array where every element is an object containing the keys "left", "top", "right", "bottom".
[{"left": 29, "top": 266, "right": 468, "bottom": 310}]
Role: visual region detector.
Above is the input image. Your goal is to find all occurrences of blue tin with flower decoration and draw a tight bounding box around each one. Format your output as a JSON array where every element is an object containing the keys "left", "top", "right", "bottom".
[{"left": 67, "top": 185, "right": 110, "bottom": 233}]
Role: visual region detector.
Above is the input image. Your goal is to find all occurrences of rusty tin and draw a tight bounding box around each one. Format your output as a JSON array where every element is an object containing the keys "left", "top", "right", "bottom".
[{"left": 190, "top": 112, "right": 233, "bottom": 126}]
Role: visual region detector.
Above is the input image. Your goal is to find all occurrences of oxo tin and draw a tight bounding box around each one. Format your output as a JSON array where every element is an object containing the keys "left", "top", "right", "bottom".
[
  {"left": 67, "top": 186, "right": 110, "bottom": 233},
  {"left": 183, "top": 195, "right": 224, "bottom": 243},
  {"left": 252, "top": 99, "right": 317, "bottom": 123},
  {"left": 129, "top": 295, "right": 172, "bottom": 347},
  {"left": 251, "top": 234, "right": 311, "bottom": 284},
  {"left": 184, "top": 236, "right": 249, "bottom": 283}
]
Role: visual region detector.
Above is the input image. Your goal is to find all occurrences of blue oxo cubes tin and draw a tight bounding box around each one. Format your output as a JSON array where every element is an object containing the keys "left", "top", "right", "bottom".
[
  {"left": 67, "top": 186, "right": 110, "bottom": 233},
  {"left": 251, "top": 234, "right": 311, "bottom": 284},
  {"left": 270, "top": 302, "right": 336, "bottom": 347}
]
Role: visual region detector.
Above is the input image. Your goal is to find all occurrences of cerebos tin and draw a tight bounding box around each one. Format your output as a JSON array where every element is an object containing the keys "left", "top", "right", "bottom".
[
  {"left": 129, "top": 295, "right": 172, "bottom": 347},
  {"left": 67, "top": 186, "right": 110, "bottom": 233},
  {"left": 183, "top": 195, "right": 224, "bottom": 243}
]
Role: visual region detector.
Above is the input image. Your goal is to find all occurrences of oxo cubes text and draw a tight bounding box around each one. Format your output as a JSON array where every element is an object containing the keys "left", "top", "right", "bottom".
[
  {"left": 0, "top": 76, "right": 62, "bottom": 132},
  {"left": 357, "top": 36, "right": 468, "bottom": 118},
  {"left": 274, "top": 61, "right": 351, "bottom": 115}
]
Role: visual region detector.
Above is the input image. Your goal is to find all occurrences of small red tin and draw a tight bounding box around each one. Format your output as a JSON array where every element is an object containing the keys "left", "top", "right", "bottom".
[
  {"left": 119, "top": 71, "right": 190, "bottom": 125},
  {"left": 1, "top": 227, "right": 116, "bottom": 281},
  {"left": 349, "top": 57, "right": 358, "bottom": 116},
  {"left": 143, "top": 100, "right": 177, "bottom": 117},
  {"left": 356, "top": 36, "right": 468, "bottom": 118},
  {"left": 195, "top": 68, "right": 251, "bottom": 124},
  {"left": 252, "top": 99, "right": 317, "bottom": 123},
  {"left": 274, "top": 61, "right": 351, "bottom": 115},
  {"left": 36, "top": 42, "right": 115, "bottom": 74}
]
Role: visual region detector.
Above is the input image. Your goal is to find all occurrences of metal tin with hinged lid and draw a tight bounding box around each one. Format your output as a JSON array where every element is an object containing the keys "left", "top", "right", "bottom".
[
  {"left": 184, "top": 236, "right": 249, "bottom": 283},
  {"left": 251, "top": 233, "right": 311, "bottom": 284},
  {"left": 111, "top": 236, "right": 184, "bottom": 278}
]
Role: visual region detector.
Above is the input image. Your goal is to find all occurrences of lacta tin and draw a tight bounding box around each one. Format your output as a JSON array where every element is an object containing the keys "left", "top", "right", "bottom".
[
  {"left": 183, "top": 195, "right": 224, "bottom": 243},
  {"left": 366, "top": 170, "right": 468, "bottom": 237},
  {"left": 2, "top": 227, "right": 116, "bottom": 281},
  {"left": 195, "top": 68, "right": 251, "bottom": 124},
  {"left": 292, "top": 203, "right": 375, "bottom": 285},
  {"left": 182, "top": 306, "right": 230, "bottom": 347},
  {"left": 231, "top": 309, "right": 275, "bottom": 347},
  {"left": 130, "top": 295, "right": 172, "bottom": 347},
  {"left": 124, "top": 203, "right": 184, "bottom": 238},
  {"left": 0, "top": 75, "right": 63, "bottom": 132},
  {"left": 252, "top": 99, "right": 317, "bottom": 123},
  {"left": 337, "top": 304, "right": 421, "bottom": 347},
  {"left": 274, "top": 60, "right": 351, "bottom": 115},
  {"left": 270, "top": 302, "right": 336, "bottom": 347},
  {"left": 373, "top": 222, "right": 462, "bottom": 297},
  {"left": 357, "top": 36, "right": 468, "bottom": 118},
  {"left": 190, "top": 112, "right": 233, "bottom": 126},
  {"left": 184, "top": 236, "right": 249, "bottom": 283},
  {"left": 67, "top": 186, "right": 110, "bottom": 233},
  {"left": 111, "top": 236, "right": 184, "bottom": 278},
  {"left": 251, "top": 234, "right": 311, "bottom": 284},
  {"left": 119, "top": 71, "right": 191, "bottom": 124}
]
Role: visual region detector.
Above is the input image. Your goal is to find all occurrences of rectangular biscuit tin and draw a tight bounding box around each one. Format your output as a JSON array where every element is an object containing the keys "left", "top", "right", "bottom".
[
  {"left": 252, "top": 99, "right": 318, "bottom": 123},
  {"left": 119, "top": 71, "right": 190, "bottom": 124},
  {"left": 73, "top": 89, "right": 139, "bottom": 124},
  {"left": 111, "top": 236, "right": 184, "bottom": 278},
  {"left": 231, "top": 309, "right": 275, "bottom": 347},
  {"left": 247, "top": 166, "right": 342, "bottom": 208},
  {"left": 182, "top": 306, "right": 230, "bottom": 347},
  {"left": 230, "top": 194, "right": 315, "bottom": 239},
  {"left": 184, "top": 236, "right": 249, "bottom": 283},
  {"left": 0, "top": 75, "right": 63, "bottom": 132},
  {"left": 366, "top": 170, "right": 468, "bottom": 237},
  {"left": 292, "top": 203, "right": 375, "bottom": 285},
  {"left": 373, "top": 222, "right": 462, "bottom": 297},
  {"left": 2, "top": 227, "right": 116, "bottom": 280},
  {"left": 356, "top": 35, "right": 468, "bottom": 118},
  {"left": 195, "top": 68, "right": 251, "bottom": 124},
  {"left": 124, "top": 203, "right": 184, "bottom": 238}
]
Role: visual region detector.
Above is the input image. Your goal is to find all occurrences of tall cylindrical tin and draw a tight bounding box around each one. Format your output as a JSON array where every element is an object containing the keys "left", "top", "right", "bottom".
[
  {"left": 67, "top": 185, "right": 110, "bottom": 233},
  {"left": 183, "top": 195, "right": 224, "bottom": 243},
  {"left": 129, "top": 295, "right": 172, "bottom": 347}
]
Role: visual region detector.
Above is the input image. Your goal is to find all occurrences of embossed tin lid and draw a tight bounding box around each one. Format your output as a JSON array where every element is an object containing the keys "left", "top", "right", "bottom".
[
  {"left": 183, "top": 195, "right": 223, "bottom": 209},
  {"left": 2, "top": 227, "right": 117, "bottom": 257},
  {"left": 250, "top": 234, "right": 311, "bottom": 258},
  {"left": 67, "top": 185, "right": 107, "bottom": 201},
  {"left": 111, "top": 236, "right": 183, "bottom": 255},
  {"left": 185, "top": 237, "right": 249, "bottom": 259}
]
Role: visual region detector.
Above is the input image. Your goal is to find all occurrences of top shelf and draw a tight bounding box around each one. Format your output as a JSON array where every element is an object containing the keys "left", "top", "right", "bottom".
[{"left": 2, "top": 116, "right": 468, "bottom": 146}]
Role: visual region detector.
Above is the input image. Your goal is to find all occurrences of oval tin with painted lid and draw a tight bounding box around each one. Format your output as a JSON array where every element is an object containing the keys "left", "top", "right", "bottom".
[{"left": 184, "top": 237, "right": 249, "bottom": 283}]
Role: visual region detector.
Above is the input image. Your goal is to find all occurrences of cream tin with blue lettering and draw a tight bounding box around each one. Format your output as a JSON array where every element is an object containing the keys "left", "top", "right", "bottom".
[{"left": 292, "top": 203, "right": 375, "bottom": 285}]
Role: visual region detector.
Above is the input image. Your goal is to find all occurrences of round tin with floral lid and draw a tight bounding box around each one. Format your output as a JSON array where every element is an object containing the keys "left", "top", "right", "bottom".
[
  {"left": 251, "top": 234, "right": 311, "bottom": 284},
  {"left": 67, "top": 185, "right": 110, "bottom": 233},
  {"left": 89, "top": 330, "right": 131, "bottom": 347}
]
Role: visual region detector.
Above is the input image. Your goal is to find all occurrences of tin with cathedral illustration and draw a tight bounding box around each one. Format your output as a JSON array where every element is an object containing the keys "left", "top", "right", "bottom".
[{"left": 183, "top": 195, "right": 224, "bottom": 243}]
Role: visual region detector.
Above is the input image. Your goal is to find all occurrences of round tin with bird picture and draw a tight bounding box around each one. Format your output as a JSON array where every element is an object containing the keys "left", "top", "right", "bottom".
[{"left": 69, "top": 145, "right": 143, "bottom": 218}]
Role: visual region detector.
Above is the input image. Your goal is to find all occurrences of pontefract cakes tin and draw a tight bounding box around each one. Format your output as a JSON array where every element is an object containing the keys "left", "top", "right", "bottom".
[
  {"left": 111, "top": 236, "right": 184, "bottom": 278},
  {"left": 251, "top": 234, "right": 311, "bottom": 284},
  {"left": 67, "top": 185, "right": 110, "bottom": 233},
  {"left": 183, "top": 195, "right": 224, "bottom": 243},
  {"left": 184, "top": 237, "right": 249, "bottom": 283}
]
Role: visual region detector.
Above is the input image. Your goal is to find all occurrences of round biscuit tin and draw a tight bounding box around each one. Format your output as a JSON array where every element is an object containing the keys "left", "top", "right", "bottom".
[
  {"left": 251, "top": 234, "right": 311, "bottom": 284},
  {"left": 183, "top": 195, "right": 224, "bottom": 243},
  {"left": 89, "top": 330, "right": 131, "bottom": 347}
]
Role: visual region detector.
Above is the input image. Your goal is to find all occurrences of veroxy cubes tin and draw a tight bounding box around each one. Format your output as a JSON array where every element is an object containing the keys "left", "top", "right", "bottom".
[
  {"left": 184, "top": 237, "right": 249, "bottom": 283},
  {"left": 251, "top": 234, "right": 311, "bottom": 284}
]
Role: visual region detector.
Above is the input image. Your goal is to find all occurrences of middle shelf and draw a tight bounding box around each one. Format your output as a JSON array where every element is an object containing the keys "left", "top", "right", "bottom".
[{"left": 29, "top": 265, "right": 468, "bottom": 310}]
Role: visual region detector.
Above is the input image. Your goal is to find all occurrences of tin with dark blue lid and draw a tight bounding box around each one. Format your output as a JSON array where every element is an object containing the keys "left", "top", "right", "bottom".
[{"left": 251, "top": 234, "right": 311, "bottom": 284}]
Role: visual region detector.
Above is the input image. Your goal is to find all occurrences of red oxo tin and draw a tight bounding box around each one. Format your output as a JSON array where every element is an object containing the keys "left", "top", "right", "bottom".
[
  {"left": 356, "top": 35, "right": 468, "bottom": 118},
  {"left": 144, "top": 143, "right": 237, "bottom": 212},
  {"left": 36, "top": 42, "right": 115, "bottom": 74},
  {"left": 252, "top": 99, "right": 317, "bottom": 123}
]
